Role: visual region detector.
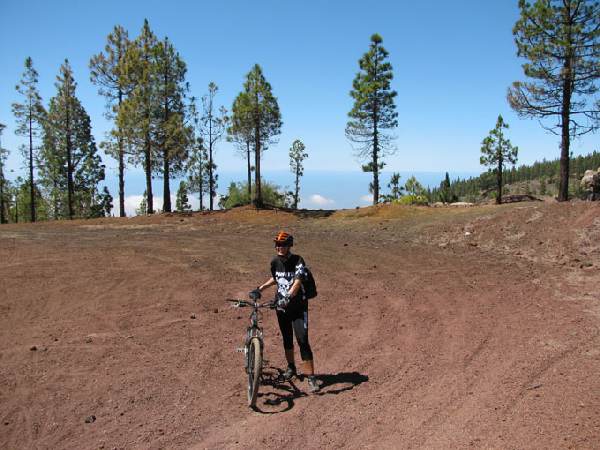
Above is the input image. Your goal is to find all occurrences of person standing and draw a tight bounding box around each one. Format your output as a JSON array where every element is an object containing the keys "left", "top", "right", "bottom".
[{"left": 253, "top": 231, "right": 320, "bottom": 392}]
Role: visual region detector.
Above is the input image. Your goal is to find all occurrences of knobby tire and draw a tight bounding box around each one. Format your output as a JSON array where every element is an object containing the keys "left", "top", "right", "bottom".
[{"left": 247, "top": 337, "right": 262, "bottom": 407}]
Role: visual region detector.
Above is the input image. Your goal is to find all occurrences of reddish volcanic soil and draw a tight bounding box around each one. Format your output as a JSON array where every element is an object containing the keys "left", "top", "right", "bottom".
[{"left": 1, "top": 201, "right": 599, "bottom": 449}]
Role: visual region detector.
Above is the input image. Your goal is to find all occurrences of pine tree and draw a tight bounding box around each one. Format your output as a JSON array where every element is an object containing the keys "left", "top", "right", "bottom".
[
  {"left": 386, "top": 172, "right": 404, "bottom": 201},
  {"left": 12, "top": 57, "right": 46, "bottom": 222},
  {"left": 228, "top": 91, "right": 254, "bottom": 198},
  {"left": 175, "top": 180, "right": 191, "bottom": 212},
  {"left": 199, "top": 82, "right": 228, "bottom": 210},
  {"left": 405, "top": 176, "right": 425, "bottom": 196},
  {"left": 154, "top": 36, "right": 190, "bottom": 213},
  {"left": 480, "top": 115, "right": 519, "bottom": 205},
  {"left": 136, "top": 190, "right": 148, "bottom": 215},
  {"left": 0, "top": 123, "right": 8, "bottom": 224},
  {"left": 508, "top": 0, "right": 599, "bottom": 201},
  {"left": 346, "top": 34, "right": 398, "bottom": 205},
  {"left": 40, "top": 60, "right": 105, "bottom": 219},
  {"left": 90, "top": 25, "right": 131, "bottom": 217},
  {"left": 243, "top": 64, "right": 282, "bottom": 207},
  {"left": 289, "top": 139, "right": 308, "bottom": 209},
  {"left": 187, "top": 98, "right": 209, "bottom": 211},
  {"left": 119, "top": 19, "right": 159, "bottom": 214}
]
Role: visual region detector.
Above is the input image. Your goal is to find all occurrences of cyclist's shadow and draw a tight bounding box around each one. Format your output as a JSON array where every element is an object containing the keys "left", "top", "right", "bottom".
[{"left": 253, "top": 366, "right": 369, "bottom": 414}]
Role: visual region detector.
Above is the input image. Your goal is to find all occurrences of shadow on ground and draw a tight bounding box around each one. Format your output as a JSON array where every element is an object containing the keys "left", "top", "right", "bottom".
[{"left": 253, "top": 368, "right": 369, "bottom": 414}]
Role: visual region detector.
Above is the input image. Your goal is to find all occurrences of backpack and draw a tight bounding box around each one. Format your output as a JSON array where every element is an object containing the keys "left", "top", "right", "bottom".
[{"left": 303, "top": 268, "right": 318, "bottom": 299}]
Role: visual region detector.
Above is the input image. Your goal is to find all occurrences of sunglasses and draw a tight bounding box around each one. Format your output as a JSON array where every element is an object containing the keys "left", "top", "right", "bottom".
[{"left": 275, "top": 243, "right": 291, "bottom": 248}]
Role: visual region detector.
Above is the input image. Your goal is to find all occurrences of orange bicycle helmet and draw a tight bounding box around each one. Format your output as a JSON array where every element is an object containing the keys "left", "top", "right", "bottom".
[{"left": 274, "top": 231, "right": 294, "bottom": 247}]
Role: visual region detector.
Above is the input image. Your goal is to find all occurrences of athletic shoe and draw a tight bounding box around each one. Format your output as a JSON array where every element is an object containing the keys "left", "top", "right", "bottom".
[
  {"left": 283, "top": 365, "right": 297, "bottom": 381},
  {"left": 307, "top": 376, "right": 320, "bottom": 392}
]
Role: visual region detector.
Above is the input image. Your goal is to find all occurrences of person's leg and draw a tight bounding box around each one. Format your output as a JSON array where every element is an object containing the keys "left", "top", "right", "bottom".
[
  {"left": 276, "top": 310, "right": 296, "bottom": 378},
  {"left": 292, "top": 309, "right": 314, "bottom": 375}
]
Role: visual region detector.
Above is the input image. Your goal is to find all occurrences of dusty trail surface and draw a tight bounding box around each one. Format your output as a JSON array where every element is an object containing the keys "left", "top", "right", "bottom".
[{"left": 1, "top": 202, "right": 599, "bottom": 449}]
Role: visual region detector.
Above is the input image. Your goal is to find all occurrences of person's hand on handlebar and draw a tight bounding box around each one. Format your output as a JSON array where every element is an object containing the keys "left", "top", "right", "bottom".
[{"left": 249, "top": 288, "right": 262, "bottom": 300}]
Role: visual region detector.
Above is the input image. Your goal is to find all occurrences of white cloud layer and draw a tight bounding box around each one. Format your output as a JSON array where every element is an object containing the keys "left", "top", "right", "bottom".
[
  {"left": 306, "top": 194, "right": 335, "bottom": 207},
  {"left": 360, "top": 194, "right": 372, "bottom": 203}
]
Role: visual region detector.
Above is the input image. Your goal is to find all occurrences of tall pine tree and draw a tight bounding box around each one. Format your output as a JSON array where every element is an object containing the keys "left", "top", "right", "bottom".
[
  {"left": 199, "top": 82, "right": 228, "bottom": 210},
  {"left": 0, "top": 123, "right": 8, "bottom": 224},
  {"left": 90, "top": 25, "right": 131, "bottom": 217},
  {"left": 40, "top": 60, "right": 105, "bottom": 219},
  {"left": 12, "top": 57, "right": 46, "bottom": 222},
  {"left": 154, "top": 36, "right": 190, "bottom": 213},
  {"left": 187, "top": 98, "right": 209, "bottom": 211},
  {"left": 480, "top": 115, "right": 519, "bottom": 204},
  {"left": 228, "top": 90, "right": 254, "bottom": 198},
  {"left": 242, "top": 64, "right": 282, "bottom": 207},
  {"left": 289, "top": 139, "right": 308, "bottom": 209},
  {"left": 346, "top": 34, "right": 398, "bottom": 205},
  {"left": 119, "top": 19, "right": 159, "bottom": 214},
  {"left": 508, "top": 0, "right": 599, "bottom": 201}
]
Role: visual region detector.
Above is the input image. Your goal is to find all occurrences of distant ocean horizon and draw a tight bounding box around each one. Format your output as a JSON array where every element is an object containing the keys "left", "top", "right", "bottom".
[{"left": 102, "top": 169, "right": 482, "bottom": 216}]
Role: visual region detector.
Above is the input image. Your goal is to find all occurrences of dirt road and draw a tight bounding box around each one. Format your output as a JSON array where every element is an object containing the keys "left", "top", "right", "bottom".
[{"left": 1, "top": 202, "right": 599, "bottom": 449}]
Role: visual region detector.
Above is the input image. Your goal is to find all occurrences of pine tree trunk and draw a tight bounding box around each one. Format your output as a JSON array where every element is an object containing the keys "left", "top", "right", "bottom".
[
  {"left": 558, "top": 18, "right": 574, "bottom": 202},
  {"left": 66, "top": 99, "right": 74, "bottom": 220},
  {"left": 0, "top": 161, "right": 5, "bottom": 224},
  {"left": 496, "top": 158, "right": 503, "bottom": 205},
  {"left": 118, "top": 90, "right": 125, "bottom": 217},
  {"left": 246, "top": 140, "right": 251, "bottom": 198},
  {"left": 294, "top": 167, "right": 300, "bottom": 209},
  {"left": 145, "top": 131, "right": 153, "bottom": 214},
  {"left": 209, "top": 141, "right": 214, "bottom": 211},
  {"left": 163, "top": 156, "right": 171, "bottom": 212},
  {"left": 254, "top": 107, "right": 262, "bottom": 208},
  {"left": 29, "top": 107, "right": 36, "bottom": 222}
]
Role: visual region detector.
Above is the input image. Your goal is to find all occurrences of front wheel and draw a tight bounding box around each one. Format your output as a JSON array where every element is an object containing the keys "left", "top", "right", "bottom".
[{"left": 247, "top": 337, "right": 262, "bottom": 407}]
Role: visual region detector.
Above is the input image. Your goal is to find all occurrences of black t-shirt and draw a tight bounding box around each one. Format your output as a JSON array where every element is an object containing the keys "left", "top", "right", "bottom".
[{"left": 270, "top": 253, "right": 308, "bottom": 303}]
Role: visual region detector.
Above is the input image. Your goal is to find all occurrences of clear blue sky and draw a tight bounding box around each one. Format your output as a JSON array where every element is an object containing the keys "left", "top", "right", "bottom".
[{"left": 1, "top": 0, "right": 598, "bottom": 211}]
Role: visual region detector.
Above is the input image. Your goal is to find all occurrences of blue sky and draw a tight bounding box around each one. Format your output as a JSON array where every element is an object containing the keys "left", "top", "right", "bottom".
[{"left": 1, "top": 0, "right": 598, "bottom": 212}]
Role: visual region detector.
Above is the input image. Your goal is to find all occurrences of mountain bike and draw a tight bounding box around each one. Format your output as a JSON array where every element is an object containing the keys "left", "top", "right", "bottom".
[{"left": 227, "top": 294, "right": 275, "bottom": 408}]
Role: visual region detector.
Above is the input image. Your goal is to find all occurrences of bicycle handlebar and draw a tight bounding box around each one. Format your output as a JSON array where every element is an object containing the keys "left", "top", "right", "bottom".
[{"left": 226, "top": 298, "right": 276, "bottom": 309}]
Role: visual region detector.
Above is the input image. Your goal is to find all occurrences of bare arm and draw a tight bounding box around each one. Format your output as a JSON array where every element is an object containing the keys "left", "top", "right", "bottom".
[
  {"left": 258, "top": 277, "right": 276, "bottom": 293},
  {"left": 288, "top": 279, "right": 302, "bottom": 298}
]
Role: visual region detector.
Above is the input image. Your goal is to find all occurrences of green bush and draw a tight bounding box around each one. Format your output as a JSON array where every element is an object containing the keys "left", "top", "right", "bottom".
[
  {"left": 396, "top": 194, "right": 429, "bottom": 206},
  {"left": 219, "top": 180, "right": 292, "bottom": 209}
]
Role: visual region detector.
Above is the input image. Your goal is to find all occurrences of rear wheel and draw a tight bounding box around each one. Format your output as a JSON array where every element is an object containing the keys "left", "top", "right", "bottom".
[{"left": 247, "top": 337, "right": 262, "bottom": 407}]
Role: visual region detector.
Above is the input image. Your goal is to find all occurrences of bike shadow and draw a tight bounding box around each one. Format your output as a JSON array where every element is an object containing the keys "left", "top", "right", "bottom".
[{"left": 252, "top": 367, "right": 369, "bottom": 414}]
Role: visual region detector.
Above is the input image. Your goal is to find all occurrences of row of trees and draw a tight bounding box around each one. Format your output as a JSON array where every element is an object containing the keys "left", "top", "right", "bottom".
[
  {"left": 1, "top": 20, "right": 297, "bottom": 223},
  {"left": 345, "top": 0, "right": 598, "bottom": 205}
]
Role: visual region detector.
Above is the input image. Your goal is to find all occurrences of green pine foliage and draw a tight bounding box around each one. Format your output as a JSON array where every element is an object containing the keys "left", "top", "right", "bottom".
[
  {"left": 219, "top": 180, "right": 291, "bottom": 209},
  {"left": 436, "top": 150, "right": 600, "bottom": 201},
  {"left": 136, "top": 190, "right": 148, "bottom": 216},
  {"left": 289, "top": 139, "right": 308, "bottom": 209},
  {"left": 39, "top": 60, "right": 106, "bottom": 220},
  {"left": 12, "top": 57, "right": 46, "bottom": 222},
  {"left": 90, "top": 25, "right": 131, "bottom": 217},
  {"left": 175, "top": 180, "right": 191, "bottom": 212},
  {"left": 0, "top": 123, "right": 10, "bottom": 224},
  {"left": 480, "top": 115, "right": 518, "bottom": 204},
  {"left": 508, "top": 0, "right": 600, "bottom": 201},
  {"left": 346, "top": 33, "right": 398, "bottom": 206},
  {"left": 241, "top": 64, "right": 282, "bottom": 207},
  {"left": 199, "top": 82, "right": 228, "bottom": 211},
  {"left": 228, "top": 90, "right": 254, "bottom": 198}
]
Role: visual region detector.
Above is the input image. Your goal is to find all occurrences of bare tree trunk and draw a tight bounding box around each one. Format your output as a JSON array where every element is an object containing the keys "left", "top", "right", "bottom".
[
  {"left": 145, "top": 130, "right": 153, "bottom": 214},
  {"left": 0, "top": 156, "right": 5, "bottom": 224},
  {"left": 29, "top": 105, "right": 36, "bottom": 222},
  {"left": 496, "top": 158, "right": 503, "bottom": 205},
  {"left": 246, "top": 140, "right": 251, "bottom": 198},
  {"left": 558, "top": 14, "right": 573, "bottom": 202},
  {"left": 294, "top": 167, "right": 300, "bottom": 209},
  {"left": 254, "top": 103, "right": 262, "bottom": 207},
  {"left": 66, "top": 98, "right": 74, "bottom": 220},
  {"left": 163, "top": 156, "right": 171, "bottom": 212},
  {"left": 118, "top": 90, "right": 125, "bottom": 217},
  {"left": 208, "top": 116, "right": 214, "bottom": 211}
]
